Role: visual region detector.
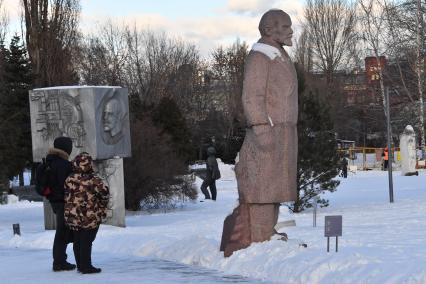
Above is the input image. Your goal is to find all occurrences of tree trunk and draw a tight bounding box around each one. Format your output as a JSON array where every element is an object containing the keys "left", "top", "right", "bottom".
[
  {"left": 416, "top": 0, "right": 426, "bottom": 155},
  {"left": 19, "top": 171, "right": 24, "bottom": 186},
  {"left": 30, "top": 163, "right": 37, "bottom": 185},
  {"left": 0, "top": 175, "right": 9, "bottom": 193}
]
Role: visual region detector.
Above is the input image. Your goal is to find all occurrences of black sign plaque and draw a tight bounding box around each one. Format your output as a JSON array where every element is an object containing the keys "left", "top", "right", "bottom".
[
  {"left": 12, "top": 223, "right": 21, "bottom": 236},
  {"left": 324, "top": 215, "right": 342, "bottom": 252},
  {"left": 325, "top": 215, "right": 342, "bottom": 237}
]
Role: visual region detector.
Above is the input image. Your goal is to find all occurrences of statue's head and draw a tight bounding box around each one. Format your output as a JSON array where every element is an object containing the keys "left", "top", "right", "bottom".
[
  {"left": 102, "top": 98, "right": 124, "bottom": 137},
  {"left": 258, "top": 9, "right": 293, "bottom": 47},
  {"left": 403, "top": 125, "right": 415, "bottom": 136}
]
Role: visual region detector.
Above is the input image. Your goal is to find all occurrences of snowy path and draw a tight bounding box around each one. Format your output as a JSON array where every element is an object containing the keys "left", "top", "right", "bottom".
[
  {"left": 2, "top": 164, "right": 426, "bottom": 283},
  {"left": 0, "top": 247, "right": 260, "bottom": 283}
]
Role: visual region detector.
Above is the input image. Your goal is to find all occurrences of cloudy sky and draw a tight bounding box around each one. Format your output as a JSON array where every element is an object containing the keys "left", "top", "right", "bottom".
[{"left": 3, "top": 0, "right": 305, "bottom": 57}]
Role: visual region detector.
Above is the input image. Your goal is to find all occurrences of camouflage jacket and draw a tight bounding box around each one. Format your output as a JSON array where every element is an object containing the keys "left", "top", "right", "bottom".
[{"left": 64, "top": 153, "right": 110, "bottom": 230}]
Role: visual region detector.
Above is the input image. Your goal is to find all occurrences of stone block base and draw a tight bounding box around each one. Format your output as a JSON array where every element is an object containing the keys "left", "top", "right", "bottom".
[{"left": 220, "top": 203, "right": 279, "bottom": 257}]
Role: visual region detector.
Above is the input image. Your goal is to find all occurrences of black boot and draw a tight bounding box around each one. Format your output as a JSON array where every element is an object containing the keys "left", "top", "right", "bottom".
[
  {"left": 80, "top": 266, "right": 102, "bottom": 274},
  {"left": 53, "top": 261, "right": 76, "bottom": 272}
]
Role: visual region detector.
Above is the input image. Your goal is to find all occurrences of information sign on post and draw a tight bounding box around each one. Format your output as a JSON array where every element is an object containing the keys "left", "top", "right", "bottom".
[{"left": 324, "top": 215, "right": 342, "bottom": 252}]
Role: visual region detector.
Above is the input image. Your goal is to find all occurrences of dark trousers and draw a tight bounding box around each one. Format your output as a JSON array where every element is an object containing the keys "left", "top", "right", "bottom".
[
  {"left": 384, "top": 160, "right": 389, "bottom": 170},
  {"left": 342, "top": 167, "right": 347, "bottom": 178},
  {"left": 73, "top": 227, "right": 99, "bottom": 270},
  {"left": 201, "top": 178, "right": 217, "bottom": 200},
  {"left": 50, "top": 202, "right": 72, "bottom": 265}
]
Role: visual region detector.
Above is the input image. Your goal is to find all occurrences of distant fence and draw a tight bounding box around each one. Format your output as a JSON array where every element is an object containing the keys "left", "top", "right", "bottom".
[{"left": 338, "top": 147, "right": 423, "bottom": 170}]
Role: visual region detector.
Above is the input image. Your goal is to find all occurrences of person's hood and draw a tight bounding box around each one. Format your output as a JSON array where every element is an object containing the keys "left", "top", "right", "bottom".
[
  {"left": 72, "top": 152, "right": 94, "bottom": 174},
  {"left": 46, "top": 148, "right": 70, "bottom": 161}
]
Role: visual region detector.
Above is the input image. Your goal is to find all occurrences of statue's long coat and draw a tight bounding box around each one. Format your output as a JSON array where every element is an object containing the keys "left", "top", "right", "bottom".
[{"left": 235, "top": 43, "right": 298, "bottom": 203}]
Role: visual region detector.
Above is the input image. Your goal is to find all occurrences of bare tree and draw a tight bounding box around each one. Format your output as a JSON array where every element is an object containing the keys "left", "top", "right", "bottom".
[
  {"left": 125, "top": 28, "right": 200, "bottom": 107},
  {"left": 78, "top": 21, "right": 203, "bottom": 119},
  {"left": 382, "top": 2, "right": 415, "bottom": 103},
  {"left": 21, "top": 0, "right": 80, "bottom": 87},
  {"left": 77, "top": 21, "right": 128, "bottom": 86},
  {"left": 294, "top": 29, "right": 313, "bottom": 72},
  {"left": 358, "top": 0, "right": 388, "bottom": 117},
  {"left": 382, "top": 0, "right": 426, "bottom": 150},
  {"left": 210, "top": 40, "right": 248, "bottom": 161},
  {"left": 0, "top": 0, "right": 8, "bottom": 43},
  {"left": 211, "top": 40, "right": 248, "bottom": 126},
  {"left": 415, "top": 0, "right": 426, "bottom": 151},
  {"left": 304, "top": 0, "right": 357, "bottom": 84}
]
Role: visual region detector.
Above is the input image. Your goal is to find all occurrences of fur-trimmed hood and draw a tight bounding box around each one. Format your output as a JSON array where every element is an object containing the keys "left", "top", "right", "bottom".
[{"left": 47, "top": 147, "right": 70, "bottom": 161}]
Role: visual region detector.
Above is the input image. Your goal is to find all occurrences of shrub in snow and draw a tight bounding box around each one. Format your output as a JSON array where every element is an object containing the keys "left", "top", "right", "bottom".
[
  {"left": 124, "top": 99, "right": 197, "bottom": 211},
  {"left": 291, "top": 65, "right": 340, "bottom": 213}
]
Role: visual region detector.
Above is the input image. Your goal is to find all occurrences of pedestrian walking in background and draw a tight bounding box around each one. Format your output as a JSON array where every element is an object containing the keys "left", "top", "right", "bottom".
[
  {"left": 64, "top": 152, "right": 109, "bottom": 274},
  {"left": 341, "top": 156, "right": 348, "bottom": 178},
  {"left": 383, "top": 147, "right": 389, "bottom": 170},
  {"left": 201, "top": 146, "right": 221, "bottom": 201}
]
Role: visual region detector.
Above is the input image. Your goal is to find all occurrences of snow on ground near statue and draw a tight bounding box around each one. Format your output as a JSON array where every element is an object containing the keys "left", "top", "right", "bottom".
[
  {"left": 0, "top": 247, "right": 259, "bottom": 284},
  {"left": 2, "top": 163, "right": 426, "bottom": 283}
]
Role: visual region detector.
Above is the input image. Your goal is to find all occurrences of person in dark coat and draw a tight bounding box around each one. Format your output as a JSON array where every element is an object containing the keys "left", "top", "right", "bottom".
[
  {"left": 341, "top": 156, "right": 348, "bottom": 178},
  {"left": 64, "top": 152, "right": 109, "bottom": 274},
  {"left": 201, "top": 147, "right": 221, "bottom": 201},
  {"left": 46, "top": 136, "right": 75, "bottom": 272}
]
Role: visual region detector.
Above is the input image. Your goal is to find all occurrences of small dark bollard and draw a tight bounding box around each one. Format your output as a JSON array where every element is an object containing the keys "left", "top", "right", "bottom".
[
  {"left": 324, "top": 216, "right": 342, "bottom": 252},
  {"left": 13, "top": 223, "right": 21, "bottom": 236}
]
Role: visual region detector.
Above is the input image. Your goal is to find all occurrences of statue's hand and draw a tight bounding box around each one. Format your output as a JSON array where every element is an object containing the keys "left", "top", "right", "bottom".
[{"left": 252, "top": 124, "right": 273, "bottom": 150}]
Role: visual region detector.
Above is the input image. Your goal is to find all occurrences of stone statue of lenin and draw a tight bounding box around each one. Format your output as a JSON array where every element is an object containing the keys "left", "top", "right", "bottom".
[{"left": 220, "top": 9, "right": 298, "bottom": 257}]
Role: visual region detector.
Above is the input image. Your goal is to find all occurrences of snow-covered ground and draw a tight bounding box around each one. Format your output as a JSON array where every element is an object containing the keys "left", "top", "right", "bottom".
[{"left": 1, "top": 162, "right": 426, "bottom": 283}]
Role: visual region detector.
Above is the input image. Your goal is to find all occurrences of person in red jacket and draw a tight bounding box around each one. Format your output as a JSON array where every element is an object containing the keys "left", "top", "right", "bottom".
[{"left": 383, "top": 147, "right": 389, "bottom": 170}]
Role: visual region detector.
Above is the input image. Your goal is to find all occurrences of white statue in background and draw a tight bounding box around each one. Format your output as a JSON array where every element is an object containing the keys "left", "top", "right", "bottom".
[{"left": 400, "top": 125, "right": 418, "bottom": 176}]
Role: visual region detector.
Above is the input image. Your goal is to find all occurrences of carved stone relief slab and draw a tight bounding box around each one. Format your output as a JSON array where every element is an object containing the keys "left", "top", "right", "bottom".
[
  {"left": 29, "top": 86, "right": 131, "bottom": 161},
  {"left": 94, "top": 158, "right": 126, "bottom": 227}
]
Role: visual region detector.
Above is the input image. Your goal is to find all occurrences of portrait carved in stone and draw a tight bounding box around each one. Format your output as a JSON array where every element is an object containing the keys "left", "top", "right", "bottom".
[
  {"left": 99, "top": 92, "right": 128, "bottom": 145},
  {"left": 30, "top": 86, "right": 132, "bottom": 162}
]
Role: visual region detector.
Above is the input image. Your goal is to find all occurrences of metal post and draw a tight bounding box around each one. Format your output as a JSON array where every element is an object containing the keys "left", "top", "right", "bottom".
[
  {"left": 313, "top": 196, "right": 317, "bottom": 227},
  {"left": 336, "top": 237, "right": 338, "bottom": 252},
  {"left": 327, "top": 237, "right": 330, "bottom": 252},
  {"left": 363, "top": 148, "right": 366, "bottom": 170},
  {"left": 386, "top": 87, "right": 394, "bottom": 203}
]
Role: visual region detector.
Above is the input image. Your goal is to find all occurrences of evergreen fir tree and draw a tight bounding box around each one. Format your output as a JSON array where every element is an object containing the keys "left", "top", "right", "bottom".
[
  {"left": 0, "top": 40, "right": 9, "bottom": 189},
  {"left": 0, "top": 35, "right": 33, "bottom": 184},
  {"left": 291, "top": 66, "right": 341, "bottom": 213},
  {"left": 152, "top": 97, "right": 194, "bottom": 161}
]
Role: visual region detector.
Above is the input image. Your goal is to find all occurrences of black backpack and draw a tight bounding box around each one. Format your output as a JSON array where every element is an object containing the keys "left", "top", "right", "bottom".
[{"left": 35, "top": 158, "right": 53, "bottom": 197}]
